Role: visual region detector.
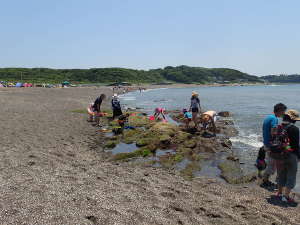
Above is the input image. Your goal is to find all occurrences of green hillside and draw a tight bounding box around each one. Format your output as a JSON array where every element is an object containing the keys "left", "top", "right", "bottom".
[{"left": 0, "top": 66, "right": 262, "bottom": 84}]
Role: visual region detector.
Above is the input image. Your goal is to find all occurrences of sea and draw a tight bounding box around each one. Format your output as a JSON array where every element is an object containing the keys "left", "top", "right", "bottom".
[{"left": 120, "top": 84, "right": 300, "bottom": 190}]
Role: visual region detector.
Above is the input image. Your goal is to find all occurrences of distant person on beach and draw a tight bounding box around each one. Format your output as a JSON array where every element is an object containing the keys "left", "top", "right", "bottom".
[
  {"left": 89, "top": 94, "right": 106, "bottom": 126},
  {"left": 183, "top": 108, "right": 192, "bottom": 129},
  {"left": 112, "top": 94, "right": 123, "bottom": 119},
  {"left": 261, "top": 103, "right": 287, "bottom": 188},
  {"left": 273, "top": 110, "right": 300, "bottom": 203},
  {"left": 154, "top": 107, "right": 166, "bottom": 121},
  {"left": 189, "top": 91, "right": 201, "bottom": 128},
  {"left": 200, "top": 110, "right": 217, "bottom": 135}
]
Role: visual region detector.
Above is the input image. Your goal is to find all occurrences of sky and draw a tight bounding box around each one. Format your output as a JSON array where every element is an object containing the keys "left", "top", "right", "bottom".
[{"left": 1, "top": 0, "right": 300, "bottom": 76}]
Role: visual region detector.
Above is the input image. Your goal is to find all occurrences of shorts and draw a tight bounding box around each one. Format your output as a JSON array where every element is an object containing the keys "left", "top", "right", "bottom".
[{"left": 191, "top": 108, "right": 199, "bottom": 113}]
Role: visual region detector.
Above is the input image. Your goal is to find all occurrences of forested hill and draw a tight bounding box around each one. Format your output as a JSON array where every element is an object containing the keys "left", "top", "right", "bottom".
[
  {"left": 0, "top": 66, "right": 262, "bottom": 84},
  {"left": 262, "top": 74, "right": 300, "bottom": 83}
]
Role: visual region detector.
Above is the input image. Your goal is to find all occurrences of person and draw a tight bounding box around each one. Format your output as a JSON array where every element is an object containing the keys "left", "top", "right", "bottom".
[
  {"left": 275, "top": 110, "right": 300, "bottom": 203},
  {"left": 154, "top": 107, "right": 166, "bottom": 121},
  {"left": 189, "top": 91, "right": 201, "bottom": 128},
  {"left": 200, "top": 110, "right": 217, "bottom": 135},
  {"left": 111, "top": 94, "right": 123, "bottom": 119},
  {"left": 118, "top": 113, "right": 130, "bottom": 130},
  {"left": 89, "top": 94, "right": 106, "bottom": 126},
  {"left": 183, "top": 109, "right": 192, "bottom": 129},
  {"left": 261, "top": 103, "right": 287, "bottom": 187}
]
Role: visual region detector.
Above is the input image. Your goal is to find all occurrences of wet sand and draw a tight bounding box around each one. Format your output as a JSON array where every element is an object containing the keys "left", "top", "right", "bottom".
[{"left": 1, "top": 87, "right": 300, "bottom": 225}]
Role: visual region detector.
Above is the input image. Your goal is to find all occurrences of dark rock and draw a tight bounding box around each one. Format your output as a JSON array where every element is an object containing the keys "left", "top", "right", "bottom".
[{"left": 218, "top": 111, "right": 231, "bottom": 117}]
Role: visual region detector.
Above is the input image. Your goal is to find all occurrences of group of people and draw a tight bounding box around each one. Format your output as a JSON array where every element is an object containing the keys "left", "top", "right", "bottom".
[
  {"left": 88, "top": 93, "right": 123, "bottom": 126},
  {"left": 260, "top": 103, "right": 300, "bottom": 203},
  {"left": 89, "top": 91, "right": 300, "bottom": 204}
]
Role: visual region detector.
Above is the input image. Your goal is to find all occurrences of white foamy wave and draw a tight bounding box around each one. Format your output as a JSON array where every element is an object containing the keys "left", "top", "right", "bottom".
[
  {"left": 143, "top": 88, "right": 168, "bottom": 92},
  {"left": 119, "top": 96, "right": 136, "bottom": 101},
  {"left": 230, "top": 134, "right": 263, "bottom": 148}
]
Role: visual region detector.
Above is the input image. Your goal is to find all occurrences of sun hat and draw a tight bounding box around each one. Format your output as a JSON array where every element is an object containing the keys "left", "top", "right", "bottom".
[
  {"left": 192, "top": 91, "right": 199, "bottom": 97},
  {"left": 285, "top": 109, "right": 300, "bottom": 121},
  {"left": 113, "top": 93, "right": 118, "bottom": 98}
]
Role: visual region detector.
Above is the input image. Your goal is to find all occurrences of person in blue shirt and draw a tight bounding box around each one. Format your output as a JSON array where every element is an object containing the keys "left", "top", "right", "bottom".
[
  {"left": 261, "top": 103, "right": 287, "bottom": 187},
  {"left": 183, "top": 108, "right": 192, "bottom": 129}
]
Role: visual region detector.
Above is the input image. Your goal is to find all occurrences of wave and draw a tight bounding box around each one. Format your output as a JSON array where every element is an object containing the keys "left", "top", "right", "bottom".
[{"left": 230, "top": 133, "right": 263, "bottom": 148}]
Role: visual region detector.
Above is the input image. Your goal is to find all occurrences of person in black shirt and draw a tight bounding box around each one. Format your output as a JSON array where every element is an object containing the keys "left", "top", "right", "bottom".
[
  {"left": 276, "top": 109, "right": 300, "bottom": 203},
  {"left": 111, "top": 94, "right": 123, "bottom": 119},
  {"left": 89, "top": 94, "right": 106, "bottom": 126}
]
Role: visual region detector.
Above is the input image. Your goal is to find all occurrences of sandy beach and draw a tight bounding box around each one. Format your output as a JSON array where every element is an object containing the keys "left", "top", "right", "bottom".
[{"left": 1, "top": 87, "right": 300, "bottom": 225}]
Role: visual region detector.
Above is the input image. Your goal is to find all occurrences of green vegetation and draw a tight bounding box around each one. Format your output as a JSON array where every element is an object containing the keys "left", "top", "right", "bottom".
[
  {"left": 0, "top": 66, "right": 262, "bottom": 84},
  {"left": 262, "top": 74, "right": 300, "bottom": 83}
]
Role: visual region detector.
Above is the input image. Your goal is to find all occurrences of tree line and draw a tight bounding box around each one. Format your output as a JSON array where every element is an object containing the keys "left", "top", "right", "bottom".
[{"left": 0, "top": 66, "right": 262, "bottom": 84}]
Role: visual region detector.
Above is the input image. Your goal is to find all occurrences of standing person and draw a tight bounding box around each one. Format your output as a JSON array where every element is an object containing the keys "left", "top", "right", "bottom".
[
  {"left": 89, "top": 94, "right": 106, "bottom": 126},
  {"left": 111, "top": 94, "right": 123, "bottom": 119},
  {"left": 275, "top": 110, "right": 300, "bottom": 203},
  {"left": 189, "top": 91, "right": 201, "bottom": 128},
  {"left": 261, "top": 103, "right": 287, "bottom": 187}
]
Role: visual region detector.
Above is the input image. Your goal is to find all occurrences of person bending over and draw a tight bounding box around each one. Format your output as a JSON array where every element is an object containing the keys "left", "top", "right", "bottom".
[
  {"left": 183, "top": 108, "right": 192, "bottom": 129},
  {"left": 154, "top": 107, "right": 166, "bottom": 121},
  {"left": 89, "top": 94, "right": 106, "bottom": 126}
]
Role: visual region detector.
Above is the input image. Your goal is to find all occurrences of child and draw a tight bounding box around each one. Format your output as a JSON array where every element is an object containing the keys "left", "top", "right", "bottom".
[
  {"left": 183, "top": 109, "right": 192, "bottom": 129},
  {"left": 154, "top": 107, "right": 166, "bottom": 121}
]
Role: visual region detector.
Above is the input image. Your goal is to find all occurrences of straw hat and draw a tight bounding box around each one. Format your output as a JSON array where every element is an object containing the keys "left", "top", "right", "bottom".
[
  {"left": 113, "top": 93, "right": 118, "bottom": 98},
  {"left": 192, "top": 91, "right": 199, "bottom": 97},
  {"left": 285, "top": 109, "right": 300, "bottom": 121}
]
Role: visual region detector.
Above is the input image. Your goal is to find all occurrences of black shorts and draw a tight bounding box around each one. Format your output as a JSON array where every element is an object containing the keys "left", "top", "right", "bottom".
[{"left": 191, "top": 108, "right": 199, "bottom": 113}]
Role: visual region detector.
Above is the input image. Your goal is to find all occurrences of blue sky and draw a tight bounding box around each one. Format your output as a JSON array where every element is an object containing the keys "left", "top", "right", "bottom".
[{"left": 1, "top": 0, "right": 299, "bottom": 75}]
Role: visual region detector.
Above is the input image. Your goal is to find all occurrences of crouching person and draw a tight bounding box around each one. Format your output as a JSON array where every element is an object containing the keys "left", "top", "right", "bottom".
[{"left": 200, "top": 110, "right": 217, "bottom": 135}]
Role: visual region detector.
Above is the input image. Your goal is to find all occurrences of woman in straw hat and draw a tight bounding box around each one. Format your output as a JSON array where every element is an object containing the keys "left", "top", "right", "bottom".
[
  {"left": 276, "top": 109, "right": 300, "bottom": 204},
  {"left": 189, "top": 91, "right": 201, "bottom": 128}
]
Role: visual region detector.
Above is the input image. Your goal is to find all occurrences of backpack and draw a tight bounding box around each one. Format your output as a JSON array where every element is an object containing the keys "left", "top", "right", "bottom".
[{"left": 269, "top": 124, "right": 292, "bottom": 160}]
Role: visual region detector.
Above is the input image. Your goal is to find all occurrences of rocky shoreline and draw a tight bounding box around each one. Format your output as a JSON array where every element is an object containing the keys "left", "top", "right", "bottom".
[
  {"left": 101, "top": 109, "right": 256, "bottom": 185},
  {"left": 2, "top": 87, "right": 300, "bottom": 225}
]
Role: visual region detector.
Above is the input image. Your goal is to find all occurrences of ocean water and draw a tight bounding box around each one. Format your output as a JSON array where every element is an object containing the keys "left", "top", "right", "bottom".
[{"left": 121, "top": 84, "right": 300, "bottom": 189}]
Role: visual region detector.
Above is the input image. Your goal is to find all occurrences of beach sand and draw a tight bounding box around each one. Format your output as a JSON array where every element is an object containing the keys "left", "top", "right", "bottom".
[{"left": 1, "top": 87, "right": 300, "bottom": 225}]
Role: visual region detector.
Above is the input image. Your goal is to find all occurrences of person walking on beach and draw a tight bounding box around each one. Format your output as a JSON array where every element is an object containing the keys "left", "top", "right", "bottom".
[
  {"left": 261, "top": 103, "right": 287, "bottom": 187},
  {"left": 189, "top": 91, "right": 201, "bottom": 128},
  {"left": 112, "top": 94, "right": 123, "bottom": 119},
  {"left": 274, "top": 110, "right": 300, "bottom": 203},
  {"left": 89, "top": 94, "right": 106, "bottom": 126}
]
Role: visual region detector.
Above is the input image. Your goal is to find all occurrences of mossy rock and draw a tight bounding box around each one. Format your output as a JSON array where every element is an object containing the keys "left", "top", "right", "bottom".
[
  {"left": 177, "top": 147, "right": 193, "bottom": 155},
  {"left": 105, "top": 140, "right": 119, "bottom": 149},
  {"left": 150, "top": 122, "right": 179, "bottom": 137},
  {"left": 183, "top": 139, "right": 197, "bottom": 148},
  {"left": 112, "top": 148, "right": 151, "bottom": 161},
  {"left": 159, "top": 134, "right": 171, "bottom": 144},
  {"left": 159, "top": 153, "right": 183, "bottom": 168},
  {"left": 180, "top": 161, "right": 201, "bottom": 180},
  {"left": 136, "top": 138, "right": 153, "bottom": 147},
  {"left": 129, "top": 115, "right": 153, "bottom": 127},
  {"left": 176, "top": 131, "right": 192, "bottom": 143},
  {"left": 123, "top": 129, "right": 142, "bottom": 144},
  {"left": 218, "top": 160, "right": 255, "bottom": 184}
]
